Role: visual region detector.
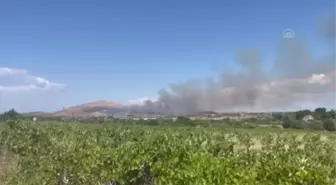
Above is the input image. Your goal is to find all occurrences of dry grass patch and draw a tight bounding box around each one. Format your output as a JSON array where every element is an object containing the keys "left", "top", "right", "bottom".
[{"left": 0, "top": 151, "right": 18, "bottom": 185}]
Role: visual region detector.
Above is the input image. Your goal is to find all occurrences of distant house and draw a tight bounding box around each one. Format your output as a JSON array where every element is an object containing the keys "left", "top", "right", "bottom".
[{"left": 303, "top": 115, "right": 314, "bottom": 121}]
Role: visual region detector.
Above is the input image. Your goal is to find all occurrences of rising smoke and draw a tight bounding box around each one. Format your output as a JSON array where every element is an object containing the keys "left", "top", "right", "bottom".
[{"left": 126, "top": 15, "right": 335, "bottom": 116}]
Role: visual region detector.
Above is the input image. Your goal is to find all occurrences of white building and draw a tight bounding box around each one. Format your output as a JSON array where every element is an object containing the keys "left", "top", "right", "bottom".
[{"left": 303, "top": 115, "right": 314, "bottom": 121}]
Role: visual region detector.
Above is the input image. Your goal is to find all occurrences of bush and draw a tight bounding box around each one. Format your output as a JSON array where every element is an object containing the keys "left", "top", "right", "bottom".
[
  {"left": 194, "top": 120, "right": 210, "bottom": 127},
  {"left": 175, "top": 116, "right": 196, "bottom": 126},
  {"left": 323, "top": 119, "right": 336, "bottom": 131},
  {"left": 283, "top": 120, "right": 307, "bottom": 129},
  {"left": 145, "top": 119, "right": 159, "bottom": 126},
  {"left": 291, "top": 120, "right": 306, "bottom": 129},
  {"left": 307, "top": 121, "right": 325, "bottom": 131},
  {"left": 282, "top": 120, "right": 292, "bottom": 129},
  {"left": 242, "top": 122, "right": 256, "bottom": 129},
  {"left": 1, "top": 109, "right": 20, "bottom": 121}
]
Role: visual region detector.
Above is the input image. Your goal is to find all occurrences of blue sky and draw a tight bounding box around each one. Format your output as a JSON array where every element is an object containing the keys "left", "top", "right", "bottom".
[{"left": 0, "top": 0, "right": 335, "bottom": 112}]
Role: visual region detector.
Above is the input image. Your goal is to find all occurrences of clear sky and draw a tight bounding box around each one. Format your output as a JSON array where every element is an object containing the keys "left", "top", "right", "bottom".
[{"left": 0, "top": 0, "right": 335, "bottom": 112}]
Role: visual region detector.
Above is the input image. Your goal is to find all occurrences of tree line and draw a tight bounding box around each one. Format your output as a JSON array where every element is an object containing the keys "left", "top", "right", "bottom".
[
  {"left": 277, "top": 108, "right": 336, "bottom": 131},
  {"left": 1, "top": 108, "right": 335, "bottom": 131}
]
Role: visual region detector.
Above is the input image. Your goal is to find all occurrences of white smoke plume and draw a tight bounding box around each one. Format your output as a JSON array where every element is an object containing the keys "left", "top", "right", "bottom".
[{"left": 124, "top": 15, "right": 335, "bottom": 115}]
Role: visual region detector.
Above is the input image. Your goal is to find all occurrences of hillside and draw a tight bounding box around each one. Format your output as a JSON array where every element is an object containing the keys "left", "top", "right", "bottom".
[
  {"left": 53, "top": 100, "right": 122, "bottom": 117},
  {"left": 22, "top": 112, "right": 54, "bottom": 117}
]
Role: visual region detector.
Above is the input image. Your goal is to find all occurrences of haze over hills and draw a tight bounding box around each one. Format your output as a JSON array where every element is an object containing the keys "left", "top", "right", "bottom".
[
  {"left": 20, "top": 100, "right": 298, "bottom": 118},
  {"left": 21, "top": 100, "right": 183, "bottom": 117},
  {"left": 19, "top": 100, "right": 120, "bottom": 117},
  {"left": 50, "top": 100, "right": 169, "bottom": 117}
]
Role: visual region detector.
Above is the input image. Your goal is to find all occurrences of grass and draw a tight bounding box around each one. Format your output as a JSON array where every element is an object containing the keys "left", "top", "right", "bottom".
[{"left": 0, "top": 151, "right": 17, "bottom": 184}]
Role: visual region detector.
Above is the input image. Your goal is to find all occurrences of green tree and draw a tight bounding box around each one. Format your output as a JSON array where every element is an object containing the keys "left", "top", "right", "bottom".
[
  {"left": 295, "top": 109, "right": 311, "bottom": 120},
  {"left": 194, "top": 120, "right": 211, "bottom": 127},
  {"left": 272, "top": 113, "right": 283, "bottom": 121},
  {"left": 175, "top": 116, "right": 195, "bottom": 126},
  {"left": 327, "top": 109, "right": 335, "bottom": 119},
  {"left": 145, "top": 119, "right": 159, "bottom": 126},
  {"left": 1, "top": 109, "right": 20, "bottom": 121},
  {"left": 291, "top": 120, "right": 306, "bottom": 129},
  {"left": 314, "top": 107, "right": 327, "bottom": 120},
  {"left": 323, "top": 119, "right": 336, "bottom": 131},
  {"left": 282, "top": 119, "right": 292, "bottom": 129},
  {"left": 307, "top": 121, "right": 324, "bottom": 131}
]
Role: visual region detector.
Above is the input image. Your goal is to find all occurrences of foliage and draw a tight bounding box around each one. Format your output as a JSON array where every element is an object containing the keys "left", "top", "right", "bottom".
[
  {"left": 282, "top": 120, "right": 292, "bottom": 129},
  {"left": 323, "top": 119, "right": 336, "bottom": 131},
  {"left": 284, "top": 108, "right": 335, "bottom": 121},
  {"left": 0, "top": 109, "right": 20, "bottom": 121},
  {"left": 307, "top": 121, "right": 325, "bottom": 131},
  {"left": 291, "top": 120, "right": 306, "bottom": 129},
  {"left": 295, "top": 109, "right": 312, "bottom": 120},
  {"left": 175, "top": 116, "right": 195, "bottom": 126},
  {"left": 144, "top": 119, "right": 160, "bottom": 126},
  {"left": 282, "top": 120, "right": 307, "bottom": 130},
  {"left": 0, "top": 121, "right": 335, "bottom": 185},
  {"left": 314, "top": 107, "right": 327, "bottom": 120},
  {"left": 272, "top": 113, "right": 283, "bottom": 121}
]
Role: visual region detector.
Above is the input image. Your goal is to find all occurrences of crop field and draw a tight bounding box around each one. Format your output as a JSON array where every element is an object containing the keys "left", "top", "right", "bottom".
[{"left": 0, "top": 120, "right": 335, "bottom": 185}]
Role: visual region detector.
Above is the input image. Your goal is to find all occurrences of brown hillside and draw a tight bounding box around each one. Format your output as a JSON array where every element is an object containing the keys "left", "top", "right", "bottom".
[
  {"left": 53, "top": 100, "right": 121, "bottom": 117},
  {"left": 22, "top": 112, "right": 54, "bottom": 118}
]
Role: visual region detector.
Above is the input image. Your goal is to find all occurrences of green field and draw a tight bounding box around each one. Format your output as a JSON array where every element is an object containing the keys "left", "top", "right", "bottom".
[{"left": 0, "top": 120, "right": 335, "bottom": 185}]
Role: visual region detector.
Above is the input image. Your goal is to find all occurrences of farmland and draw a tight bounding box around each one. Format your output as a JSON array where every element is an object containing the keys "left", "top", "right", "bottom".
[{"left": 0, "top": 120, "right": 335, "bottom": 185}]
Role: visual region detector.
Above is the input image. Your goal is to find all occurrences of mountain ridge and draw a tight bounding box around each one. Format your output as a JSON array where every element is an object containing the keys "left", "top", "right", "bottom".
[{"left": 52, "top": 100, "right": 122, "bottom": 117}]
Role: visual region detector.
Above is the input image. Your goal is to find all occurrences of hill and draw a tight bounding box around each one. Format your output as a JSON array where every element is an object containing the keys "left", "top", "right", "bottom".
[
  {"left": 53, "top": 100, "right": 122, "bottom": 117},
  {"left": 22, "top": 112, "right": 54, "bottom": 117}
]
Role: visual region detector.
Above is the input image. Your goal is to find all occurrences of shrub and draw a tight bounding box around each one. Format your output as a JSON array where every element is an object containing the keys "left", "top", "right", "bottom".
[
  {"left": 194, "top": 120, "right": 210, "bottom": 127},
  {"left": 282, "top": 120, "right": 292, "bottom": 129},
  {"left": 1, "top": 109, "right": 20, "bottom": 121},
  {"left": 291, "top": 120, "right": 306, "bottom": 129},
  {"left": 175, "top": 116, "right": 196, "bottom": 126},
  {"left": 323, "top": 119, "right": 336, "bottom": 131},
  {"left": 145, "top": 119, "right": 159, "bottom": 126},
  {"left": 242, "top": 122, "right": 256, "bottom": 129},
  {"left": 307, "top": 121, "right": 325, "bottom": 131}
]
